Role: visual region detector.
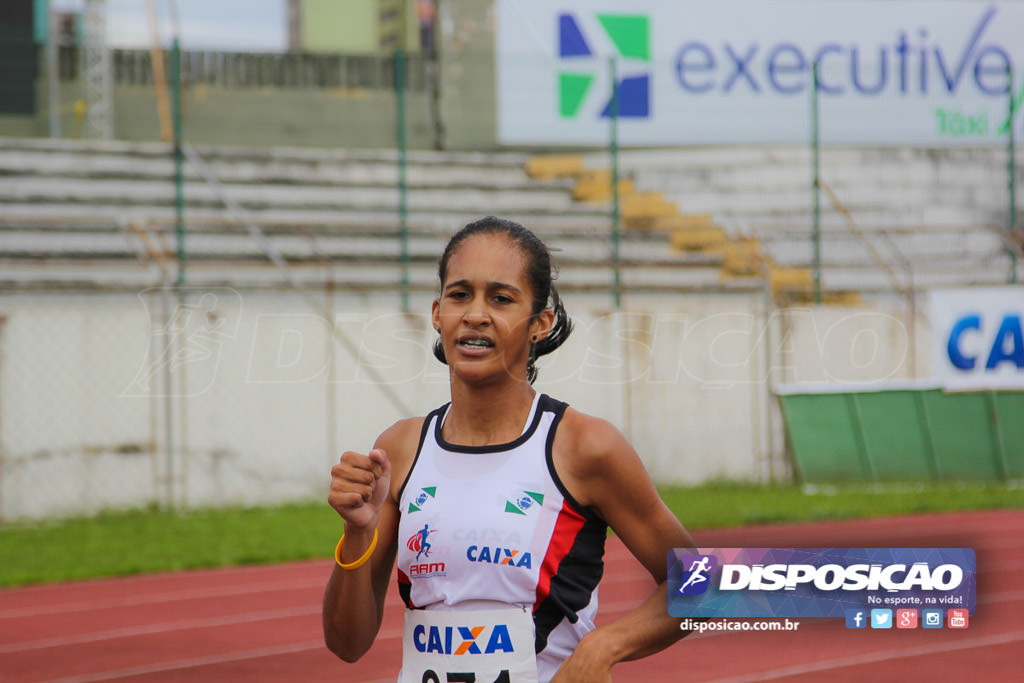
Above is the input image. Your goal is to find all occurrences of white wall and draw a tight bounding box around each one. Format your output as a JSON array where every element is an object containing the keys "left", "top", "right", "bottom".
[{"left": 0, "top": 289, "right": 926, "bottom": 520}]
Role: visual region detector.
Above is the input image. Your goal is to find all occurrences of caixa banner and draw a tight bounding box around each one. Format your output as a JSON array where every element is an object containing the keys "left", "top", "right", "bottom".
[
  {"left": 930, "top": 286, "right": 1024, "bottom": 389},
  {"left": 667, "top": 548, "right": 976, "bottom": 618},
  {"left": 496, "top": 0, "right": 1024, "bottom": 146}
]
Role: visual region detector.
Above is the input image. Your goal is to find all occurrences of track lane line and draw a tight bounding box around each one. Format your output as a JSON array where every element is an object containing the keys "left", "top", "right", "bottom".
[
  {"left": 702, "top": 631, "right": 1024, "bottom": 683},
  {"left": 45, "top": 641, "right": 328, "bottom": 683}
]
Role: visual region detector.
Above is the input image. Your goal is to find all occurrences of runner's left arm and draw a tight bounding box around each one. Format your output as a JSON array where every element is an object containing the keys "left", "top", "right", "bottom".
[{"left": 551, "top": 412, "right": 697, "bottom": 682}]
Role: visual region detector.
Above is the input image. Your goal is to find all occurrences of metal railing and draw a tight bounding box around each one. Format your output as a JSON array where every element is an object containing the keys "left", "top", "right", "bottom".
[{"left": 51, "top": 44, "right": 430, "bottom": 91}]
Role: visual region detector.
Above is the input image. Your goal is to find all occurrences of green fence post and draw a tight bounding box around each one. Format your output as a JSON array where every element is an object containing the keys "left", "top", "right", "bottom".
[
  {"left": 986, "top": 391, "right": 1010, "bottom": 481},
  {"left": 171, "top": 38, "right": 185, "bottom": 286},
  {"left": 1009, "top": 64, "right": 1018, "bottom": 233},
  {"left": 1008, "top": 65, "right": 1020, "bottom": 284},
  {"left": 609, "top": 56, "right": 621, "bottom": 310},
  {"left": 395, "top": 49, "right": 410, "bottom": 313},
  {"left": 811, "top": 61, "right": 822, "bottom": 304}
]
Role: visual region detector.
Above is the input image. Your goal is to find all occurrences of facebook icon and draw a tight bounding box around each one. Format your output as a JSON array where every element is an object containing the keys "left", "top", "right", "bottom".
[{"left": 845, "top": 609, "right": 867, "bottom": 629}]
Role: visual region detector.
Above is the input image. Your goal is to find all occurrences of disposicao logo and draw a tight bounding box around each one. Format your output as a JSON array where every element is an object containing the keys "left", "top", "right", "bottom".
[
  {"left": 677, "top": 554, "right": 718, "bottom": 595},
  {"left": 667, "top": 548, "right": 976, "bottom": 619},
  {"left": 557, "top": 12, "right": 651, "bottom": 119}
]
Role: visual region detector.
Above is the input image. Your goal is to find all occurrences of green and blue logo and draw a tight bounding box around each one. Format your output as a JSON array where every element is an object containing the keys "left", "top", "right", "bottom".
[
  {"left": 505, "top": 490, "right": 544, "bottom": 515},
  {"left": 408, "top": 486, "right": 437, "bottom": 513},
  {"left": 557, "top": 12, "right": 651, "bottom": 119}
]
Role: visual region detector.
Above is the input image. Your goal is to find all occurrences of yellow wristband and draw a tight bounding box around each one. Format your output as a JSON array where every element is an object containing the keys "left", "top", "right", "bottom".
[{"left": 335, "top": 528, "right": 378, "bottom": 570}]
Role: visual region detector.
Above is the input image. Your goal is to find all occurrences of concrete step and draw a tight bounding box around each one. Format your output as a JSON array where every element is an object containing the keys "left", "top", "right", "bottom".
[
  {"left": 0, "top": 149, "right": 560, "bottom": 190},
  {"left": 0, "top": 177, "right": 593, "bottom": 214},
  {"left": 0, "top": 136, "right": 533, "bottom": 168},
  {"left": 0, "top": 202, "right": 614, "bottom": 232}
]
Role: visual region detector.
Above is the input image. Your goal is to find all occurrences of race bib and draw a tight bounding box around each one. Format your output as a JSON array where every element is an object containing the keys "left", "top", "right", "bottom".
[{"left": 399, "top": 606, "right": 539, "bottom": 683}]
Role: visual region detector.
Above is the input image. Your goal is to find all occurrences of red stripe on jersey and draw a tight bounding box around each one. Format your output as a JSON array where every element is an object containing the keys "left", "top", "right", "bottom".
[{"left": 534, "top": 499, "right": 586, "bottom": 612}]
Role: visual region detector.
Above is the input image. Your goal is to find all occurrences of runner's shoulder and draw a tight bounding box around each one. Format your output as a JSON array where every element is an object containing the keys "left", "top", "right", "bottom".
[
  {"left": 375, "top": 417, "right": 428, "bottom": 485},
  {"left": 557, "top": 407, "right": 630, "bottom": 467}
]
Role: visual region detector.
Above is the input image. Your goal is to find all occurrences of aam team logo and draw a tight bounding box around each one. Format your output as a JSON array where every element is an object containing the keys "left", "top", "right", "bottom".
[
  {"left": 407, "top": 486, "right": 437, "bottom": 513},
  {"left": 505, "top": 490, "right": 544, "bottom": 515},
  {"left": 677, "top": 554, "right": 718, "bottom": 595},
  {"left": 557, "top": 12, "right": 651, "bottom": 119}
]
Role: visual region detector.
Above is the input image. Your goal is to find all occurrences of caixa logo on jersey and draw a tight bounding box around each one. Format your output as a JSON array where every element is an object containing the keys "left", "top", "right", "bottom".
[
  {"left": 667, "top": 548, "right": 976, "bottom": 619},
  {"left": 466, "top": 545, "right": 533, "bottom": 569},
  {"left": 413, "top": 623, "right": 515, "bottom": 655}
]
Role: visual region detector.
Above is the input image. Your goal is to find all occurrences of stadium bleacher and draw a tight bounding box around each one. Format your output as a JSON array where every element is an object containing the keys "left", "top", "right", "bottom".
[{"left": 0, "top": 137, "right": 1020, "bottom": 297}]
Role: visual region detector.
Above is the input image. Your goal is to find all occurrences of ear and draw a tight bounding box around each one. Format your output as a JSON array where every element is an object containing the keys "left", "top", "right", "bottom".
[
  {"left": 529, "top": 308, "right": 555, "bottom": 343},
  {"left": 431, "top": 297, "right": 441, "bottom": 332}
]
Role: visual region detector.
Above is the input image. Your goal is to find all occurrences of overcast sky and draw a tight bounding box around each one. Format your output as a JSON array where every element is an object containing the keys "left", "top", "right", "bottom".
[{"left": 55, "top": 0, "right": 287, "bottom": 51}]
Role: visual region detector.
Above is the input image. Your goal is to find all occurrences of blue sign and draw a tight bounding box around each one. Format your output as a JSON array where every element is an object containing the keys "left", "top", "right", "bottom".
[{"left": 667, "top": 548, "right": 976, "bottom": 618}]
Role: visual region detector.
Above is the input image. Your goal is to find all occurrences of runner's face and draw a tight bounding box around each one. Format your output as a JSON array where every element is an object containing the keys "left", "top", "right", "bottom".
[{"left": 432, "top": 233, "right": 546, "bottom": 384}]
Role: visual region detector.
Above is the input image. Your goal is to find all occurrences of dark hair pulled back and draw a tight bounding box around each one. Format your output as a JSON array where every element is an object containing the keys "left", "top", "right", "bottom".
[{"left": 433, "top": 216, "right": 573, "bottom": 384}]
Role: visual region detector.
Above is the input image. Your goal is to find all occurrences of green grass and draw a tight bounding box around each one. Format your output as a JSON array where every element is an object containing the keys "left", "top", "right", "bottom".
[
  {"left": 1, "top": 482, "right": 1022, "bottom": 588},
  {"left": 660, "top": 481, "right": 1024, "bottom": 529}
]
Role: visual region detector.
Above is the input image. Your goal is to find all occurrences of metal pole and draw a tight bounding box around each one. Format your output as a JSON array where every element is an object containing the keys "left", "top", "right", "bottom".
[
  {"left": 609, "top": 56, "right": 621, "bottom": 310},
  {"left": 395, "top": 49, "right": 410, "bottom": 313},
  {"left": 171, "top": 38, "right": 186, "bottom": 286},
  {"left": 160, "top": 287, "right": 175, "bottom": 509},
  {"left": 811, "top": 61, "right": 822, "bottom": 304},
  {"left": 1009, "top": 64, "right": 1018, "bottom": 233},
  {"left": 1009, "top": 64, "right": 1019, "bottom": 283},
  {"left": 47, "top": 2, "right": 60, "bottom": 137}
]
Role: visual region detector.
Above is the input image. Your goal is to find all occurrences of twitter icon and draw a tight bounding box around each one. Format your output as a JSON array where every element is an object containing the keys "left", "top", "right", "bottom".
[{"left": 871, "top": 609, "right": 893, "bottom": 629}]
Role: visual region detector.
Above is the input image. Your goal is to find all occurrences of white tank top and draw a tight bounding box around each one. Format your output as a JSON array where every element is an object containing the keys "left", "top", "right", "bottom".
[{"left": 396, "top": 394, "right": 607, "bottom": 682}]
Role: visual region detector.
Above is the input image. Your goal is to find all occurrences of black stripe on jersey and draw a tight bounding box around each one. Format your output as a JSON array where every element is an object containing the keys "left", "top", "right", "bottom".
[
  {"left": 433, "top": 396, "right": 546, "bottom": 454},
  {"left": 533, "top": 513, "right": 607, "bottom": 653},
  {"left": 397, "top": 570, "right": 414, "bottom": 609},
  {"left": 541, "top": 395, "right": 600, "bottom": 522},
  {"left": 535, "top": 394, "right": 608, "bottom": 653}
]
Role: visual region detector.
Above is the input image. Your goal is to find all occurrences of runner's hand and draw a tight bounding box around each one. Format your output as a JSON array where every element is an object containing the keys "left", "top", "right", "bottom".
[{"left": 328, "top": 449, "right": 391, "bottom": 531}]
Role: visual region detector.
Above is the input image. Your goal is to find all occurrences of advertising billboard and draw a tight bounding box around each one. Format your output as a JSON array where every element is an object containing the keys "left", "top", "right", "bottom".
[
  {"left": 496, "top": 0, "right": 1024, "bottom": 146},
  {"left": 930, "top": 286, "right": 1024, "bottom": 389}
]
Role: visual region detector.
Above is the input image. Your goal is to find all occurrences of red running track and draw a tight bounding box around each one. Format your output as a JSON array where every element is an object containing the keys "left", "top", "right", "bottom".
[{"left": 1, "top": 509, "right": 1021, "bottom": 682}]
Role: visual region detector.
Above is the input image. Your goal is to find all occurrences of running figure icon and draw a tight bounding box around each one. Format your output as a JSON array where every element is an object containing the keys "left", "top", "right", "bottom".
[
  {"left": 678, "top": 556, "right": 712, "bottom": 594},
  {"left": 407, "top": 524, "right": 434, "bottom": 561}
]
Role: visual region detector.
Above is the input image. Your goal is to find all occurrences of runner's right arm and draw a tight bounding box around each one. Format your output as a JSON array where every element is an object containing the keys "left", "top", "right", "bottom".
[{"left": 322, "top": 419, "right": 420, "bottom": 661}]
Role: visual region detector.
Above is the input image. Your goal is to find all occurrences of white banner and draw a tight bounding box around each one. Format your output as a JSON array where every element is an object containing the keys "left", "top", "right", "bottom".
[
  {"left": 496, "top": 0, "right": 1024, "bottom": 146},
  {"left": 930, "top": 286, "right": 1024, "bottom": 389}
]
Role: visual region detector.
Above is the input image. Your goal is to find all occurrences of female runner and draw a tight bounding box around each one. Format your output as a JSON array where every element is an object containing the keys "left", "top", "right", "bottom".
[{"left": 324, "top": 216, "right": 696, "bottom": 682}]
